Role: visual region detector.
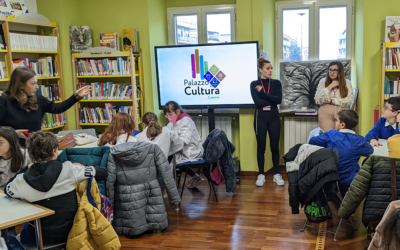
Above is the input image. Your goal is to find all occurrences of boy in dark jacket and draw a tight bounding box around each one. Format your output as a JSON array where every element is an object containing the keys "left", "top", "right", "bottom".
[
  {"left": 365, "top": 97, "right": 400, "bottom": 147},
  {"left": 4, "top": 131, "right": 107, "bottom": 245},
  {"left": 309, "top": 110, "right": 373, "bottom": 195}
]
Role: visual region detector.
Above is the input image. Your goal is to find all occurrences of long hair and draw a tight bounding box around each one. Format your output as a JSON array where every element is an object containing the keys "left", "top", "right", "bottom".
[
  {"left": 162, "top": 101, "right": 184, "bottom": 115},
  {"left": 142, "top": 112, "right": 162, "bottom": 141},
  {"left": 0, "top": 127, "right": 24, "bottom": 172},
  {"left": 374, "top": 208, "right": 400, "bottom": 250},
  {"left": 98, "top": 113, "right": 135, "bottom": 146},
  {"left": 324, "top": 61, "right": 348, "bottom": 98},
  {"left": 5, "top": 67, "right": 38, "bottom": 112}
]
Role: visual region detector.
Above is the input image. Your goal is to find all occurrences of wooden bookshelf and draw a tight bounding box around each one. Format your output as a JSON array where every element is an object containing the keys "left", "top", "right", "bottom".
[
  {"left": 380, "top": 42, "right": 400, "bottom": 115},
  {"left": 0, "top": 15, "right": 68, "bottom": 131},
  {"left": 72, "top": 48, "right": 144, "bottom": 132}
]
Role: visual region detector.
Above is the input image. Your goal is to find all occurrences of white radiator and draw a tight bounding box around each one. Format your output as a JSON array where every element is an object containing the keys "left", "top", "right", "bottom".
[
  {"left": 284, "top": 117, "right": 319, "bottom": 154},
  {"left": 192, "top": 116, "right": 233, "bottom": 142}
]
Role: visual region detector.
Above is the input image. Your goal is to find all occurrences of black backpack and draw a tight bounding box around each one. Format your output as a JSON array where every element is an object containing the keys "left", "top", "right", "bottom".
[{"left": 304, "top": 189, "right": 331, "bottom": 223}]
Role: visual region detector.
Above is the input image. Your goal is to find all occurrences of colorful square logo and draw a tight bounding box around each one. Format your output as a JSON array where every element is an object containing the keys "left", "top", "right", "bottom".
[
  {"left": 210, "top": 77, "right": 220, "bottom": 88},
  {"left": 204, "top": 71, "right": 214, "bottom": 82},
  {"left": 215, "top": 71, "right": 226, "bottom": 82},
  {"left": 209, "top": 64, "right": 219, "bottom": 75}
]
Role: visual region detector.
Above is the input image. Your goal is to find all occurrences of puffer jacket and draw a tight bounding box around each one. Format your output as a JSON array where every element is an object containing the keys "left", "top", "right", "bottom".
[
  {"left": 283, "top": 144, "right": 340, "bottom": 214},
  {"left": 106, "top": 142, "right": 181, "bottom": 236},
  {"left": 338, "top": 156, "right": 400, "bottom": 227},
  {"left": 67, "top": 177, "right": 120, "bottom": 250},
  {"left": 203, "top": 129, "right": 236, "bottom": 193}
]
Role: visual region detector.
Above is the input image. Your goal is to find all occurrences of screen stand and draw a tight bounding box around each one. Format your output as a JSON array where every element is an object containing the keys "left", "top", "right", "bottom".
[{"left": 208, "top": 108, "right": 215, "bottom": 133}]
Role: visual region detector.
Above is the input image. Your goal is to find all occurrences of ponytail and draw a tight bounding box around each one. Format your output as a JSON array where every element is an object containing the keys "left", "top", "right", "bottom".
[{"left": 142, "top": 112, "right": 163, "bottom": 140}]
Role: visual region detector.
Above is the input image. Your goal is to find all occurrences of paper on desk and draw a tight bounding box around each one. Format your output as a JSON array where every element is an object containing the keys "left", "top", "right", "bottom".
[
  {"left": 0, "top": 193, "right": 44, "bottom": 226},
  {"left": 372, "top": 139, "right": 389, "bottom": 157}
]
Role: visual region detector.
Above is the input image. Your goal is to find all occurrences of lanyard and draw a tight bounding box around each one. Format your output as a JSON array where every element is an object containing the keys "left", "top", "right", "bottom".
[{"left": 260, "top": 79, "right": 270, "bottom": 94}]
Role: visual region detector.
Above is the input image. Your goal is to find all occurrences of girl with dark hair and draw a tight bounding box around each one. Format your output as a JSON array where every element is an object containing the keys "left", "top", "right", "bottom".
[
  {"left": 162, "top": 101, "right": 204, "bottom": 189},
  {"left": 0, "top": 67, "right": 91, "bottom": 146},
  {"left": 98, "top": 112, "right": 137, "bottom": 147},
  {"left": 0, "top": 126, "right": 30, "bottom": 188},
  {"left": 315, "top": 61, "right": 354, "bottom": 132},
  {"left": 250, "top": 57, "right": 283, "bottom": 187},
  {"left": 136, "top": 112, "right": 183, "bottom": 159},
  {"left": 369, "top": 200, "right": 400, "bottom": 250}
]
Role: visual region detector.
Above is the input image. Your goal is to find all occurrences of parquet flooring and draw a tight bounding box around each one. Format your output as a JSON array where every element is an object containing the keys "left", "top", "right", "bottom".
[{"left": 120, "top": 173, "right": 370, "bottom": 250}]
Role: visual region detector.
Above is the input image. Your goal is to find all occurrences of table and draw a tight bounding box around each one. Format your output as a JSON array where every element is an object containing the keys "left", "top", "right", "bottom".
[{"left": 0, "top": 192, "right": 55, "bottom": 250}]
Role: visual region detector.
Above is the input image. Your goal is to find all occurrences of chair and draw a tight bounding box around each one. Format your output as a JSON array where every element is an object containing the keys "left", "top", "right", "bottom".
[
  {"left": 175, "top": 159, "right": 218, "bottom": 202},
  {"left": 58, "top": 128, "right": 97, "bottom": 138},
  {"left": 300, "top": 181, "right": 357, "bottom": 242}
]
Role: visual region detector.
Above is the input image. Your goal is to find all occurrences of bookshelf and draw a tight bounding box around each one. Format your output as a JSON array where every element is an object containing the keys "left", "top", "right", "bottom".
[
  {"left": 380, "top": 42, "right": 400, "bottom": 115},
  {"left": 72, "top": 47, "right": 144, "bottom": 132},
  {"left": 0, "top": 14, "right": 67, "bottom": 131}
]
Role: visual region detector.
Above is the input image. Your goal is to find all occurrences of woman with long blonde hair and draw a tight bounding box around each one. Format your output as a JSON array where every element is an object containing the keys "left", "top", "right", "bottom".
[{"left": 315, "top": 61, "right": 354, "bottom": 132}]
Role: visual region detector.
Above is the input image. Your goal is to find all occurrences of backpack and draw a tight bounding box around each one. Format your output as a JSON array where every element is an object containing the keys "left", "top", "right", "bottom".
[
  {"left": 304, "top": 189, "right": 331, "bottom": 223},
  {"left": 204, "top": 162, "right": 224, "bottom": 185},
  {"left": 100, "top": 192, "right": 114, "bottom": 223}
]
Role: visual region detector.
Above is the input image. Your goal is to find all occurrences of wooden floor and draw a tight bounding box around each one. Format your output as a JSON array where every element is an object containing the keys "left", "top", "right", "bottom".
[{"left": 120, "top": 173, "right": 369, "bottom": 250}]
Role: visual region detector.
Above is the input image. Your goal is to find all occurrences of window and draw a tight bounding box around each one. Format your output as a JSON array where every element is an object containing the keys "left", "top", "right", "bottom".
[
  {"left": 276, "top": 0, "right": 354, "bottom": 62},
  {"left": 168, "top": 5, "right": 236, "bottom": 45}
]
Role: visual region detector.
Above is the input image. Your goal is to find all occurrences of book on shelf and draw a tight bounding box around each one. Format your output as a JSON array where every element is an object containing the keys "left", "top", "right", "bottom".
[
  {"left": 0, "top": 26, "right": 6, "bottom": 50},
  {"left": 123, "top": 28, "right": 137, "bottom": 52},
  {"left": 36, "top": 85, "right": 60, "bottom": 101},
  {"left": 69, "top": 26, "right": 92, "bottom": 53},
  {"left": 42, "top": 112, "right": 66, "bottom": 128},
  {"left": 385, "top": 16, "right": 400, "bottom": 43},
  {"left": 77, "top": 82, "right": 132, "bottom": 100},
  {"left": 100, "top": 32, "right": 120, "bottom": 51},
  {"left": 384, "top": 77, "right": 400, "bottom": 98},
  {"left": 75, "top": 57, "right": 131, "bottom": 76},
  {"left": 0, "top": 61, "right": 6, "bottom": 79},
  {"left": 79, "top": 104, "right": 133, "bottom": 124},
  {"left": 9, "top": 33, "right": 57, "bottom": 52},
  {"left": 386, "top": 48, "right": 400, "bottom": 69},
  {"left": 12, "top": 57, "right": 58, "bottom": 76}
]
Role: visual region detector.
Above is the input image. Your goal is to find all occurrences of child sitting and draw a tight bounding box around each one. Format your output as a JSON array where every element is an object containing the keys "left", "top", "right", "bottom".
[
  {"left": 163, "top": 101, "right": 204, "bottom": 189},
  {"left": 136, "top": 112, "right": 183, "bottom": 159},
  {"left": 366, "top": 97, "right": 400, "bottom": 147},
  {"left": 0, "top": 126, "right": 30, "bottom": 189},
  {"left": 309, "top": 109, "right": 374, "bottom": 195},
  {"left": 98, "top": 112, "right": 137, "bottom": 147},
  {"left": 4, "top": 131, "right": 107, "bottom": 245}
]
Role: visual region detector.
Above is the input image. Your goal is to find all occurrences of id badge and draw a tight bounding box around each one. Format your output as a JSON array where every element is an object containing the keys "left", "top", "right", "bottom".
[{"left": 263, "top": 106, "right": 271, "bottom": 111}]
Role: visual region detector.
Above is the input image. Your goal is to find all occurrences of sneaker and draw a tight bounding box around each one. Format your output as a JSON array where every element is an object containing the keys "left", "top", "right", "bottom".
[
  {"left": 187, "top": 175, "right": 204, "bottom": 189},
  {"left": 255, "top": 174, "right": 265, "bottom": 187},
  {"left": 273, "top": 174, "right": 285, "bottom": 186}
]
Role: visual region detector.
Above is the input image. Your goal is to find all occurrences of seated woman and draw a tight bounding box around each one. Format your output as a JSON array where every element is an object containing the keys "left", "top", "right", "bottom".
[
  {"left": 98, "top": 112, "right": 137, "bottom": 147},
  {"left": 136, "top": 112, "right": 183, "bottom": 160},
  {"left": 162, "top": 101, "right": 204, "bottom": 189}
]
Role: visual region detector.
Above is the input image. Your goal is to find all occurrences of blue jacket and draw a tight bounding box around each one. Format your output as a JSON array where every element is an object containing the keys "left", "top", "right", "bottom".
[
  {"left": 309, "top": 129, "right": 373, "bottom": 185},
  {"left": 365, "top": 118, "right": 400, "bottom": 142}
]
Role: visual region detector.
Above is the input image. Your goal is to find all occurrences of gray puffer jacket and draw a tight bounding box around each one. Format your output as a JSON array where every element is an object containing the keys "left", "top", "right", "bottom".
[{"left": 106, "top": 142, "right": 181, "bottom": 236}]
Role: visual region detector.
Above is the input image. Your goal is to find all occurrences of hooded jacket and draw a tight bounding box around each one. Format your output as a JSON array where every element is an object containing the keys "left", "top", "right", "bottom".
[
  {"left": 106, "top": 142, "right": 181, "bottom": 236},
  {"left": 283, "top": 144, "right": 340, "bottom": 214},
  {"left": 202, "top": 129, "right": 236, "bottom": 193},
  {"left": 4, "top": 161, "right": 107, "bottom": 245}
]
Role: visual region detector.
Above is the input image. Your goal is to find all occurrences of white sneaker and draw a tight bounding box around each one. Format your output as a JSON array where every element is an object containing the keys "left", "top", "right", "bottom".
[
  {"left": 187, "top": 175, "right": 204, "bottom": 189},
  {"left": 255, "top": 174, "right": 265, "bottom": 187},
  {"left": 273, "top": 174, "right": 285, "bottom": 186}
]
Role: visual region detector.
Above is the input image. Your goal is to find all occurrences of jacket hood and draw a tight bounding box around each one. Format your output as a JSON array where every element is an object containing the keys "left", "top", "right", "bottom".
[
  {"left": 23, "top": 160, "right": 63, "bottom": 192},
  {"left": 110, "top": 142, "right": 151, "bottom": 165}
]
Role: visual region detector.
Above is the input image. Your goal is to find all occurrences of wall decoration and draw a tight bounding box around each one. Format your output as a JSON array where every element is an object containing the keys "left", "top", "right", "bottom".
[
  {"left": 69, "top": 26, "right": 92, "bottom": 53},
  {"left": 385, "top": 16, "right": 400, "bottom": 43},
  {"left": 279, "top": 60, "right": 351, "bottom": 111},
  {"left": 0, "top": 0, "right": 28, "bottom": 16}
]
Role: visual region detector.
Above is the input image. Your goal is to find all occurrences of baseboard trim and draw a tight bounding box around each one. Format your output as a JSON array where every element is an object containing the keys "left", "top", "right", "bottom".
[{"left": 240, "top": 165, "right": 285, "bottom": 177}]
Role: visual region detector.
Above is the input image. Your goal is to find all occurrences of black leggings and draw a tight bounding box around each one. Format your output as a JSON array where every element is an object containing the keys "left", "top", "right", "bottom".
[{"left": 254, "top": 108, "right": 281, "bottom": 175}]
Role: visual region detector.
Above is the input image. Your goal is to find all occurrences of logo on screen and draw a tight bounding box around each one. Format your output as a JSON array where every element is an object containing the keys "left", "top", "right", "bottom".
[{"left": 191, "top": 49, "right": 226, "bottom": 88}]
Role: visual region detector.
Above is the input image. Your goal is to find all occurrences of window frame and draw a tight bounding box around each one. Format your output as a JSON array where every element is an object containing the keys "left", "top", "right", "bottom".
[
  {"left": 275, "top": 0, "right": 354, "bottom": 64},
  {"left": 167, "top": 5, "right": 237, "bottom": 45}
]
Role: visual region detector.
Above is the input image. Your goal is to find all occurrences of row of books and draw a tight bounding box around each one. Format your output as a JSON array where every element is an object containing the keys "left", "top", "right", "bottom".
[
  {"left": 79, "top": 104, "right": 133, "bottom": 124},
  {"left": 77, "top": 82, "right": 132, "bottom": 100},
  {"left": 36, "top": 85, "right": 61, "bottom": 102},
  {"left": 386, "top": 48, "right": 400, "bottom": 70},
  {"left": 0, "top": 61, "right": 6, "bottom": 79},
  {"left": 42, "top": 113, "right": 66, "bottom": 129},
  {"left": 9, "top": 33, "right": 58, "bottom": 52},
  {"left": 385, "top": 77, "right": 400, "bottom": 98},
  {"left": 75, "top": 57, "right": 131, "bottom": 76},
  {"left": 13, "top": 57, "right": 58, "bottom": 77}
]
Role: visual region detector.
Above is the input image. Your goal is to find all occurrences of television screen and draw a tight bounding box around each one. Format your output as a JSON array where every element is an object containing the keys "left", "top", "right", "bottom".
[{"left": 155, "top": 41, "right": 259, "bottom": 109}]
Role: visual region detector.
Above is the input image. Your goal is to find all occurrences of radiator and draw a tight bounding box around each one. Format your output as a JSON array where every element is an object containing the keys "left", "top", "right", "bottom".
[
  {"left": 192, "top": 116, "right": 233, "bottom": 142},
  {"left": 284, "top": 117, "right": 319, "bottom": 154}
]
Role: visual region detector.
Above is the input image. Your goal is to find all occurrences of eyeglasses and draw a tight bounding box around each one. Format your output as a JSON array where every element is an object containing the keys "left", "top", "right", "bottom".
[
  {"left": 329, "top": 69, "right": 339, "bottom": 73},
  {"left": 164, "top": 112, "right": 175, "bottom": 118},
  {"left": 383, "top": 106, "right": 397, "bottom": 112}
]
